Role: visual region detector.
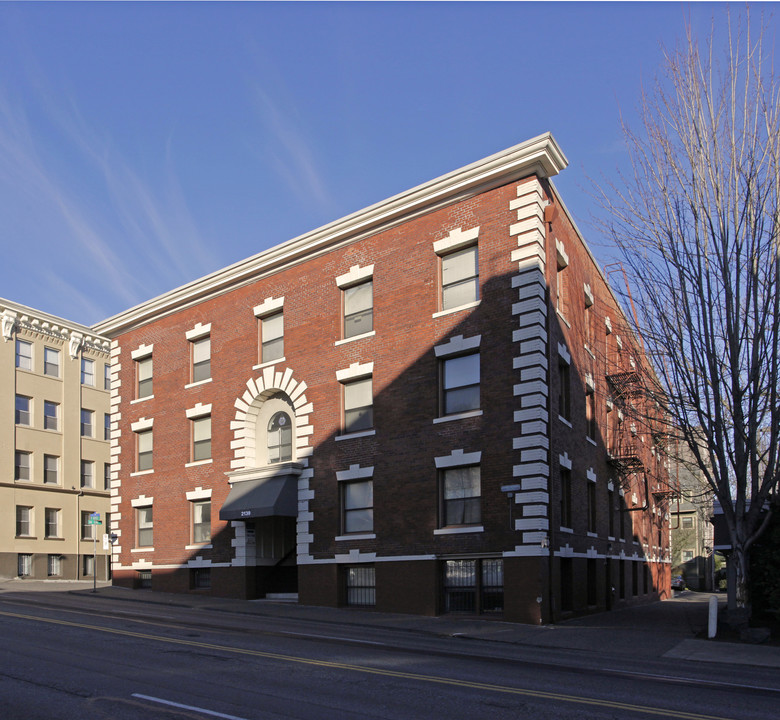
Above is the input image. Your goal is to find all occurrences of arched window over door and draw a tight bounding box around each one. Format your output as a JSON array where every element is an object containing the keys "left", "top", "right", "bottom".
[{"left": 267, "top": 411, "right": 292, "bottom": 463}]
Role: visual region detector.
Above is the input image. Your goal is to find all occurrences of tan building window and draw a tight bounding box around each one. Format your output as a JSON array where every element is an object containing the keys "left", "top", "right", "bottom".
[
  {"left": 81, "top": 357, "right": 95, "bottom": 386},
  {"left": 15, "top": 451, "right": 31, "bottom": 482},
  {"left": 44, "top": 455, "right": 59, "bottom": 485},
  {"left": 44, "top": 347, "right": 60, "bottom": 377},
  {"left": 15, "top": 395, "right": 31, "bottom": 425},
  {"left": 80, "top": 460, "right": 94, "bottom": 489},
  {"left": 15, "top": 339, "right": 32, "bottom": 370},
  {"left": 44, "top": 401, "right": 59, "bottom": 430},
  {"left": 80, "top": 409, "right": 94, "bottom": 437},
  {"left": 16, "top": 506, "right": 33, "bottom": 537},
  {"left": 45, "top": 508, "right": 60, "bottom": 538}
]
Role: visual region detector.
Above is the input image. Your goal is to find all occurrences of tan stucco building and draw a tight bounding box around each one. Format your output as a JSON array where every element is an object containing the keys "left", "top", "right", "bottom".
[{"left": 1, "top": 298, "right": 112, "bottom": 581}]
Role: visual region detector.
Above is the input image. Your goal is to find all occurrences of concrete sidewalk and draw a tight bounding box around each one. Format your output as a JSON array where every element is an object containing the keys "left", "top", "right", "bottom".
[{"left": 3, "top": 579, "right": 780, "bottom": 669}]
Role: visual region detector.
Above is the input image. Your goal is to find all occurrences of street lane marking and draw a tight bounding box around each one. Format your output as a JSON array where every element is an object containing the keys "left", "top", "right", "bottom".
[
  {"left": 0, "top": 609, "right": 734, "bottom": 720},
  {"left": 132, "top": 693, "right": 249, "bottom": 720}
]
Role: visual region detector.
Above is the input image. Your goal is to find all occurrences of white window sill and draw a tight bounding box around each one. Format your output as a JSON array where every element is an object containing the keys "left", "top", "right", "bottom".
[
  {"left": 185, "top": 378, "right": 212, "bottom": 389},
  {"left": 619, "top": 538, "right": 626, "bottom": 543},
  {"left": 335, "top": 429, "right": 376, "bottom": 442},
  {"left": 434, "top": 410, "right": 482, "bottom": 424},
  {"left": 131, "top": 547, "right": 154, "bottom": 553},
  {"left": 185, "top": 543, "right": 213, "bottom": 550},
  {"left": 131, "top": 396, "right": 154, "bottom": 404},
  {"left": 253, "top": 357, "right": 286, "bottom": 370},
  {"left": 131, "top": 469, "right": 154, "bottom": 477},
  {"left": 587, "top": 532, "right": 598, "bottom": 538},
  {"left": 558, "top": 416, "right": 572, "bottom": 428},
  {"left": 185, "top": 459, "right": 213, "bottom": 468},
  {"left": 556, "top": 308, "right": 571, "bottom": 328},
  {"left": 608, "top": 536, "right": 615, "bottom": 541},
  {"left": 335, "top": 330, "right": 375, "bottom": 347},
  {"left": 335, "top": 534, "right": 376, "bottom": 541},
  {"left": 432, "top": 300, "right": 480, "bottom": 319},
  {"left": 585, "top": 345, "right": 596, "bottom": 360},
  {"left": 587, "top": 437, "right": 598, "bottom": 447},
  {"left": 434, "top": 525, "right": 484, "bottom": 535},
  {"left": 559, "top": 526, "right": 573, "bottom": 534}
]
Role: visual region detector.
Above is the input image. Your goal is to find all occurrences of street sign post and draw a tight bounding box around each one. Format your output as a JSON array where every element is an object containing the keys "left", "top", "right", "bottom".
[{"left": 89, "top": 513, "right": 101, "bottom": 593}]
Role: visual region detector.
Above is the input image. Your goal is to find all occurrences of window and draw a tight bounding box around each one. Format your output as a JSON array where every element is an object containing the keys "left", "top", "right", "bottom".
[
  {"left": 81, "top": 511, "right": 96, "bottom": 540},
  {"left": 586, "top": 390, "right": 597, "bottom": 440},
  {"left": 15, "top": 395, "right": 31, "bottom": 425},
  {"left": 137, "top": 507, "right": 153, "bottom": 547},
  {"left": 104, "top": 363, "right": 111, "bottom": 390},
  {"left": 342, "top": 480, "right": 374, "bottom": 534},
  {"left": 104, "top": 463, "right": 111, "bottom": 490},
  {"left": 81, "top": 357, "right": 95, "bottom": 386},
  {"left": 682, "top": 516, "right": 693, "bottom": 529},
  {"left": 18, "top": 554, "right": 32, "bottom": 577},
  {"left": 16, "top": 506, "right": 33, "bottom": 537},
  {"left": 44, "top": 401, "right": 59, "bottom": 430},
  {"left": 442, "top": 558, "right": 504, "bottom": 614},
  {"left": 587, "top": 482, "right": 597, "bottom": 533},
  {"left": 441, "top": 353, "right": 480, "bottom": 415},
  {"left": 192, "top": 416, "right": 211, "bottom": 461},
  {"left": 44, "top": 455, "right": 59, "bottom": 485},
  {"left": 15, "top": 339, "right": 32, "bottom": 370},
  {"left": 560, "top": 468, "right": 572, "bottom": 528},
  {"left": 343, "top": 378, "right": 373, "bottom": 433},
  {"left": 192, "top": 500, "right": 211, "bottom": 543},
  {"left": 191, "top": 567, "right": 211, "bottom": 589},
  {"left": 260, "top": 312, "right": 284, "bottom": 364},
  {"left": 45, "top": 508, "right": 60, "bottom": 538},
  {"left": 44, "top": 347, "right": 60, "bottom": 377},
  {"left": 345, "top": 566, "right": 376, "bottom": 607},
  {"left": 440, "top": 466, "right": 481, "bottom": 526},
  {"left": 80, "top": 409, "right": 94, "bottom": 437},
  {"left": 441, "top": 245, "right": 478, "bottom": 310},
  {"left": 104, "top": 413, "right": 111, "bottom": 441},
  {"left": 558, "top": 361, "right": 571, "bottom": 421},
  {"left": 343, "top": 280, "right": 373, "bottom": 338},
  {"left": 47, "top": 554, "right": 61, "bottom": 577},
  {"left": 83, "top": 555, "right": 95, "bottom": 577},
  {"left": 15, "top": 451, "right": 31, "bottom": 481},
  {"left": 267, "top": 411, "right": 292, "bottom": 463},
  {"left": 137, "top": 430, "right": 153, "bottom": 471},
  {"left": 191, "top": 336, "right": 211, "bottom": 383},
  {"left": 682, "top": 549, "right": 694, "bottom": 562},
  {"left": 136, "top": 356, "right": 153, "bottom": 398},
  {"left": 80, "top": 460, "right": 94, "bottom": 489}
]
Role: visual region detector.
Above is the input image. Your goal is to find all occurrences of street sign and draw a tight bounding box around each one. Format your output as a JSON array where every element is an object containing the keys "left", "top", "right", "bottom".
[{"left": 88, "top": 512, "right": 102, "bottom": 526}]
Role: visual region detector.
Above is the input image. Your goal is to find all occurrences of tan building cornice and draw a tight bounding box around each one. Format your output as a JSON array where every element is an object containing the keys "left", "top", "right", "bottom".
[{"left": 94, "top": 133, "right": 568, "bottom": 336}]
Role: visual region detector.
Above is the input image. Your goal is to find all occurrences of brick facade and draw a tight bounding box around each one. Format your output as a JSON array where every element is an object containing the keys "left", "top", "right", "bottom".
[{"left": 95, "top": 134, "right": 671, "bottom": 623}]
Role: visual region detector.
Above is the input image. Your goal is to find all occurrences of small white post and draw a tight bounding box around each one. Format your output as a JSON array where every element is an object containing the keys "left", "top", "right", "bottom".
[{"left": 707, "top": 595, "right": 718, "bottom": 638}]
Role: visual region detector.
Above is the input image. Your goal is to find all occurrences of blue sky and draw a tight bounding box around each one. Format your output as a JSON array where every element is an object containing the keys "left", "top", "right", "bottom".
[{"left": 0, "top": 2, "right": 771, "bottom": 325}]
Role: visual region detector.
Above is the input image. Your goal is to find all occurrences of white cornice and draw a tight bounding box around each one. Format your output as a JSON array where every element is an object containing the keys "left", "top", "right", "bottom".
[{"left": 94, "top": 133, "right": 568, "bottom": 337}]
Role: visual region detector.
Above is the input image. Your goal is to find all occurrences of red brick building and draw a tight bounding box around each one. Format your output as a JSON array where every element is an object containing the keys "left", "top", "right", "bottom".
[{"left": 95, "top": 134, "right": 672, "bottom": 623}]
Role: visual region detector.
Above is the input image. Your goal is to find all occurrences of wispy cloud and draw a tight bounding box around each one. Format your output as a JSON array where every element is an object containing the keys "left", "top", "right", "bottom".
[
  {"left": 249, "top": 84, "right": 331, "bottom": 210},
  {"left": 0, "top": 64, "right": 219, "bottom": 323}
]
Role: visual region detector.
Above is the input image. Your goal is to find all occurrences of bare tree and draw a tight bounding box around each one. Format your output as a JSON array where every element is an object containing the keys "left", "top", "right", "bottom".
[{"left": 596, "top": 14, "right": 780, "bottom": 615}]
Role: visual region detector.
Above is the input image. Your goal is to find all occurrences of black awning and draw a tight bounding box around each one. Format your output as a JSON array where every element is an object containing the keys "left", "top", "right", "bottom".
[{"left": 219, "top": 475, "right": 298, "bottom": 521}]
